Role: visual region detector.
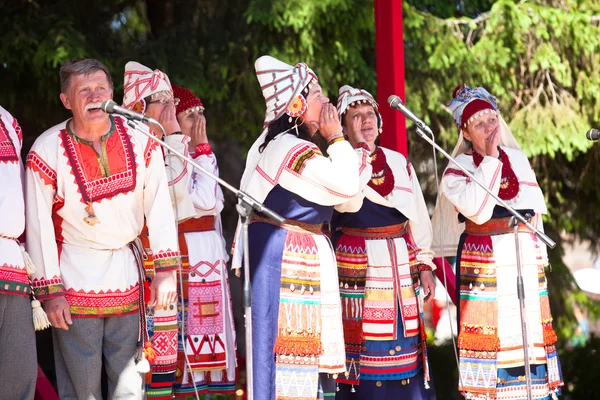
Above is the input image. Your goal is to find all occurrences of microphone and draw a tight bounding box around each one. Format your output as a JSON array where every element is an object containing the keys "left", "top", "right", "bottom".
[
  {"left": 101, "top": 100, "right": 159, "bottom": 125},
  {"left": 586, "top": 128, "right": 600, "bottom": 141},
  {"left": 387, "top": 95, "right": 433, "bottom": 135}
]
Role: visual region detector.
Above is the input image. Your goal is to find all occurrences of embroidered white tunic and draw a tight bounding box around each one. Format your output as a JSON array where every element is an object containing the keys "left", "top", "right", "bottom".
[
  {"left": 0, "top": 106, "right": 28, "bottom": 296},
  {"left": 25, "top": 115, "right": 180, "bottom": 317}
]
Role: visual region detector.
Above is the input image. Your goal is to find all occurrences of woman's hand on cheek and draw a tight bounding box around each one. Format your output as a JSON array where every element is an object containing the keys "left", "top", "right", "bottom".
[{"left": 319, "top": 104, "right": 343, "bottom": 140}]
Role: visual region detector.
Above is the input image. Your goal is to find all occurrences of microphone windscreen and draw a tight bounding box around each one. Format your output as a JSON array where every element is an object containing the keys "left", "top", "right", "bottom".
[
  {"left": 586, "top": 128, "right": 600, "bottom": 141},
  {"left": 387, "top": 95, "right": 400, "bottom": 108},
  {"left": 101, "top": 100, "right": 116, "bottom": 113}
]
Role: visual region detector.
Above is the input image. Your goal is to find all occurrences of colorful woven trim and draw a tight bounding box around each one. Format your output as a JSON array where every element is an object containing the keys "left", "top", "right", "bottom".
[
  {"left": 464, "top": 217, "right": 529, "bottom": 236},
  {"left": 327, "top": 132, "right": 345, "bottom": 146},
  {"left": 193, "top": 143, "right": 212, "bottom": 156},
  {"left": 275, "top": 230, "right": 322, "bottom": 398},
  {"left": 340, "top": 222, "right": 408, "bottom": 239},
  {"left": 336, "top": 233, "right": 367, "bottom": 384}
]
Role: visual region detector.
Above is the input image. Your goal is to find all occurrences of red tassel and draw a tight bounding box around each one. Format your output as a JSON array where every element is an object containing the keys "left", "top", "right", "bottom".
[
  {"left": 143, "top": 278, "right": 151, "bottom": 306},
  {"left": 458, "top": 332, "right": 500, "bottom": 352},
  {"left": 274, "top": 336, "right": 323, "bottom": 356},
  {"left": 543, "top": 327, "right": 558, "bottom": 346}
]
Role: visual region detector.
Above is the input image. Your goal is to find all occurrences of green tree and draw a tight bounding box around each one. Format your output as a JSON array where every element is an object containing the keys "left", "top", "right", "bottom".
[{"left": 2, "top": 1, "right": 600, "bottom": 395}]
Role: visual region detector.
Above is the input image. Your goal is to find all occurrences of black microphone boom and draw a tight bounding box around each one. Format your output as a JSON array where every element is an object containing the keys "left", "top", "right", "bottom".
[
  {"left": 100, "top": 100, "right": 159, "bottom": 125},
  {"left": 586, "top": 128, "right": 600, "bottom": 141},
  {"left": 387, "top": 95, "right": 433, "bottom": 135}
]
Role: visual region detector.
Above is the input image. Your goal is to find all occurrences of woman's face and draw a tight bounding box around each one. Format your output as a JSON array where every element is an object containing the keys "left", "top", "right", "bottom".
[
  {"left": 343, "top": 103, "right": 379, "bottom": 148},
  {"left": 177, "top": 109, "right": 205, "bottom": 137},
  {"left": 463, "top": 112, "right": 500, "bottom": 154},
  {"left": 301, "top": 82, "right": 329, "bottom": 134}
]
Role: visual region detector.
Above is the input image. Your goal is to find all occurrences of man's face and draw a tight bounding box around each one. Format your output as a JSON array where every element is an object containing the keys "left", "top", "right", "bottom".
[{"left": 60, "top": 71, "right": 113, "bottom": 125}]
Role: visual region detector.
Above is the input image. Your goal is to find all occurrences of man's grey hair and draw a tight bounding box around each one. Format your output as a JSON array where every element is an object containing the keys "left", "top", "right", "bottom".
[{"left": 60, "top": 59, "right": 113, "bottom": 94}]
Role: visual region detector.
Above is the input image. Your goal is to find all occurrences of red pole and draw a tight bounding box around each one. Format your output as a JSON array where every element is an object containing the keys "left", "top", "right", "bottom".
[{"left": 374, "top": 0, "right": 407, "bottom": 156}]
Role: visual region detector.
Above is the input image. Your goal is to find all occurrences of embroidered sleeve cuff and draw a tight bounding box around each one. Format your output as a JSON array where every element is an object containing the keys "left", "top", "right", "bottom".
[
  {"left": 193, "top": 143, "right": 212, "bottom": 156},
  {"left": 153, "top": 251, "right": 181, "bottom": 272},
  {"left": 327, "top": 132, "right": 345, "bottom": 146},
  {"left": 418, "top": 264, "right": 433, "bottom": 272},
  {"left": 32, "top": 282, "right": 66, "bottom": 300}
]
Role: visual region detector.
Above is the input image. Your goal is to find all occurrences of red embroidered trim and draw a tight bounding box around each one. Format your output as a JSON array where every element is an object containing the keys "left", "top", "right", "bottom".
[
  {"left": 60, "top": 117, "right": 137, "bottom": 204},
  {"left": 367, "top": 147, "right": 395, "bottom": 197},
  {"left": 0, "top": 117, "right": 18, "bottom": 164},
  {"left": 194, "top": 143, "right": 212, "bottom": 156},
  {"left": 472, "top": 147, "right": 519, "bottom": 200},
  {"left": 286, "top": 144, "right": 322, "bottom": 174},
  {"left": 144, "top": 134, "right": 160, "bottom": 168},
  {"left": 356, "top": 142, "right": 370, "bottom": 152},
  {"left": 26, "top": 151, "right": 57, "bottom": 189},
  {"left": 12, "top": 118, "right": 23, "bottom": 143},
  {"left": 327, "top": 132, "right": 346, "bottom": 146},
  {"left": 406, "top": 161, "right": 413, "bottom": 180}
]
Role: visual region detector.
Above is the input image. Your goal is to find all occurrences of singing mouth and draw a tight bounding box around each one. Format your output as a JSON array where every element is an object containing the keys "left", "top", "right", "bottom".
[{"left": 85, "top": 102, "right": 103, "bottom": 112}]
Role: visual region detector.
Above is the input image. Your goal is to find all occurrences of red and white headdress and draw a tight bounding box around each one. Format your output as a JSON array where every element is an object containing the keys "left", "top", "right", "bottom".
[
  {"left": 254, "top": 55, "right": 318, "bottom": 127},
  {"left": 122, "top": 61, "right": 173, "bottom": 112},
  {"left": 172, "top": 84, "right": 204, "bottom": 115},
  {"left": 336, "top": 85, "right": 382, "bottom": 131}
]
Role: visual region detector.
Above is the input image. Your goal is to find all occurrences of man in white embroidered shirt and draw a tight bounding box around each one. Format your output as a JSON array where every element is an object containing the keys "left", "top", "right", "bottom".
[{"left": 25, "top": 58, "right": 180, "bottom": 399}]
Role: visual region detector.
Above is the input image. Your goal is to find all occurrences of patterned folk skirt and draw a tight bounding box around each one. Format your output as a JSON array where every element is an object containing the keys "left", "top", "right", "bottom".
[
  {"left": 334, "top": 223, "right": 435, "bottom": 400},
  {"left": 141, "top": 216, "right": 237, "bottom": 399},
  {"left": 248, "top": 218, "right": 345, "bottom": 400},
  {"left": 456, "top": 217, "right": 563, "bottom": 400}
]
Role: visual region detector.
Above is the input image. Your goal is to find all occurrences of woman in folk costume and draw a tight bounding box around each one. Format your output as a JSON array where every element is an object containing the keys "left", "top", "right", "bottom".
[
  {"left": 231, "top": 56, "right": 372, "bottom": 400},
  {"left": 170, "top": 83, "right": 237, "bottom": 397},
  {"left": 122, "top": 63, "right": 236, "bottom": 398},
  {"left": 331, "top": 86, "right": 437, "bottom": 400},
  {"left": 431, "top": 85, "right": 563, "bottom": 400}
]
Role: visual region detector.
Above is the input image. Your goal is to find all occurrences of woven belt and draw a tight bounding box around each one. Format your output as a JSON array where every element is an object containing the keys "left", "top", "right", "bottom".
[
  {"left": 251, "top": 215, "right": 323, "bottom": 235},
  {"left": 340, "top": 222, "right": 408, "bottom": 239},
  {"left": 464, "top": 216, "right": 530, "bottom": 236},
  {"left": 141, "top": 215, "right": 215, "bottom": 237},
  {"left": 178, "top": 215, "right": 215, "bottom": 233}
]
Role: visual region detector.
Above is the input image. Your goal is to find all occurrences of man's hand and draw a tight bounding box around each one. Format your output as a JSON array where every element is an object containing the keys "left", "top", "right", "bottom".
[
  {"left": 420, "top": 270, "right": 436, "bottom": 304},
  {"left": 149, "top": 271, "right": 177, "bottom": 309},
  {"left": 158, "top": 103, "right": 181, "bottom": 137},
  {"left": 42, "top": 297, "right": 72, "bottom": 330},
  {"left": 188, "top": 114, "right": 208, "bottom": 149}
]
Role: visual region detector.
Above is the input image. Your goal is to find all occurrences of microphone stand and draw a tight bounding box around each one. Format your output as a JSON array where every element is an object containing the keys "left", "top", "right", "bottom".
[
  {"left": 126, "top": 117, "right": 284, "bottom": 400},
  {"left": 410, "top": 123, "right": 555, "bottom": 400}
]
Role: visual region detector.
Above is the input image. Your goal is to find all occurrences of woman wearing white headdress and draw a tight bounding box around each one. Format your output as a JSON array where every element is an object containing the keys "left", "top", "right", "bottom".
[
  {"left": 431, "top": 85, "right": 563, "bottom": 399},
  {"left": 332, "top": 85, "right": 436, "bottom": 400},
  {"left": 231, "top": 56, "right": 372, "bottom": 399}
]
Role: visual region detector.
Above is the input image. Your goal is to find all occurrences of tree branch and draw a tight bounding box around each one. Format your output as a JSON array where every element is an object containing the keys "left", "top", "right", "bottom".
[{"left": 445, "top": 12, "right": 490, "bottom": 26}]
